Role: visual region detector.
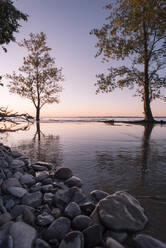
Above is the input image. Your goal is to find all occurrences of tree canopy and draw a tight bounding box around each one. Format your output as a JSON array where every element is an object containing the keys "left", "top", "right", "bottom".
[
  {"left": 91, "top": 0, "right": 166, "bottom": 122},
  {"left": 0, "top": 0, "right": 28, "bottom": 52},
  {"left": 7, "top": 32, "right": 64, "bottom": 121}
]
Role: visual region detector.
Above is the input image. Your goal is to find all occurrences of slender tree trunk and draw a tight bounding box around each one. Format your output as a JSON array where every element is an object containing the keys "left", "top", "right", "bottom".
[
  {"left": 143, "top": 19, "right": 154, "bottom": 122},
  {"left": 36, "top": 106, "right": 40, "bottom": 122}
]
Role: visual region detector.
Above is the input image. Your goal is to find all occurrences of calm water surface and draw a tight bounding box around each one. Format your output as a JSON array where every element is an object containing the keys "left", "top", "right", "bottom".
[{"left": 1, "top": 119, "right": 166, "bottom": 241}]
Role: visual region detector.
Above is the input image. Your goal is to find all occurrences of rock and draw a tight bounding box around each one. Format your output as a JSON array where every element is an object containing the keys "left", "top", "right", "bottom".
[
  {"left": 44, "top": 217, "right": 71, "bottom": 241},
  {"left": 106, "top": 237, "right": 125, "bottom": 248},
  {"left": 5, "top": 199, "right": 15, "bottom": 211},
  {"left": 64, "top": 202, "right": 81, "bottom": 219},
  {"left": 20, "top": 174, "right": 35, "bottom": 185},
  {"left": 14, "top": 171, "right": 23, "bottom": 180},
  {"left": 2, "top": 178, "right": 21, "bottom": 192},
  {"left": 51, "top": 208, "right": 61, "bottom": 219},
  {"left": 37, "top": 212, "right": 54, "bottom": 226},
  {"left": 54, "top": 167, "right": 73, "bottom": 180},
  {"left": 53, "top": 189, "right": 72, "bottom": 210},
  {"left": 11, "top": 151, "right": 22, "bottom": 158},
  {"left": 80, "top": 202, "right": 95, "bottom": 216},
  {"left": 70, "top": 187, "right": 86, "bottom": 204},
  {"left": 106, "top": 230, "right": 128, "bottom": 243},
  {"left": 0, "top": 198, "right": 7, "bottom": 213},
  {"left": 23, "top": 208, "right": 36, "bottom": 226},
  {"left": 133, "top": 234, "right": 166, "bottom": 248},
  {"left": 49, "top": 238, "right": 59, "bottom": 247},
  {"left": 36, "top": 171, "right": 50, "bottom": 182},
  {"left": 30, "top": 183, "right": 42, "bottom": 192},
  {"left": 72, "top": 215, "right": 94, "bottom": 231},
  {"left": 65, "top": 176, "right": 83, "bottom": 187},
  {"left": 7, "top": 186, "right": 27, "bottom": 198},
  {"left": 35, "top": 161, "right": 53, "bottom": 170},
  {"left": 41, "top": 184, "right": 54, "bottom": 193},
  {"left": 42, "top": 178, "right": 53, "bottom": 185},
  {"left": 0, "top": 212, "right": 12, "bottom": 226},
  {"left": 11, "top": 159, "right": 25, "bottom": 168},
  {"left": 35, "top": 238, "right": 51, "bottom": 248},
  {"left": 11, "top": 205, "right": 34, "bottom": 219},
  {"left": 32, "top": 164, "right": 49, "bottom": 171},
  {"left": 59, "top": 231, "right": 84, "bottom": 248},
  {"left": 83, "top": 224, "right": 102, "bottom": 247},
  {"left": 90, "top": 190, "right": 109, "bottom": 203},
  {"left": 9, "top": 222, "right": 36, "bottom": 248},
  {"left": 43, "top": 193, "right": 54, "bottom": 205},
  {"left": 22, "top": 191, "right": 42, "bottom": 207},
  {"left": 96, "top": 191, "right": 148, "bottom": 232}
]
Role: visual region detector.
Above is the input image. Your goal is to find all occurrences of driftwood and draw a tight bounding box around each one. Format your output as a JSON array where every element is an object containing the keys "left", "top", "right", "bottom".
[{"left": 0, "top": 107, "right": 34, "bottom": 132}]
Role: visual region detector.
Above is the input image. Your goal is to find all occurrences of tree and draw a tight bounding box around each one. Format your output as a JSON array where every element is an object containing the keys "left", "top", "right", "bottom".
[
  {"left": 7, "top": 32, "right": 64, "bottom": 121},
  {"left": 91, "top": 0, "right": 166, "bottom": 122},
  {"left": 0, "top": 0, "right": 28, "bottom": 52}
]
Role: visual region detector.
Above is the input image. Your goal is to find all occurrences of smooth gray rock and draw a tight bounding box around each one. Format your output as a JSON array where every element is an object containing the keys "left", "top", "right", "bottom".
[
  {"left": 11, "top": 205, "right": 34, "bottom": 219},
  {"left": 64, "top": 202, "right": 81, "bottom": 219},
  {"left": 65, "top": 176, "right": 83, "bottom": 187},
  {"left": 80, "top": 202, "right": 95, "bottom": 215},
  {"left": 13, "top": 171, "right": 23, "bottom": 180},
  {"left": 97, "top": 191, "right": 148, "bottom": 232},
  {"left": 133, "top": 234, "right": 166, "bottom": 248},
  {"left": 72, "top": 215, "right": 93, "bottom": 231},
  {"left": 23, "top": 208, "right": 36, "bottom": 226},
  {"left": 54, "top": 167, "right": 73, "bottom": 180},
  {"left": 83, "top": 224, "right": 102, "bottom": 247},
  {"left": 9, "top": 222, "right": 36, "bottom": 248},
  {"left": 106, "top": 237, "right": 125, "bottom": 248},
  {"left": 2, "top": 178, "right": 21, "bottom": 192},
  {"left": 36, "top": 171, "right": 49, "bottom": 182},
  {"left": 11, "top": 151, "right": 22, "bottom": 158},
  {"left": 90, "top": 190, "right": 109, "bottom": 203},
  {"left": 53, "top": 189, "right": 72, "bottom": 210},
  {"left": 20, "top": 174, "right": 35, "bottom": 185},
  {"left": 35, "top": 238, "right": 51, "bottom": 248},
  {"left": 22, "top": 191, "right": 42, "bottom": 207},
  {"left": 37, "top": 212, "right": 54, "bottom": 226},
  {"left": 0, "top": 212, "right": 12, "bottom": 226},
  {"left": 11, "top": 159, "right": 25, "bottom": 168},
  {"left": 45, "top": 217, "right": 71, "bottom": 241},
  {"left": 7, "top": 186, "right": 27, "bottom": 198},
  {"left": 5, "top": 199, "right": 15, "bottom": 211},
  {"left": 59, "top": 231, "right": 84, "bottom": 248},
  {"left": 69, "top": 187, "right": 86, "bottom": 204}
]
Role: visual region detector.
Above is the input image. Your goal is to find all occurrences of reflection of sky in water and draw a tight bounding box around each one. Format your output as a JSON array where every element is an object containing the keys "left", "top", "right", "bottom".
[{"left": 1, "top": 122, "right": 166, "bottom": 198}]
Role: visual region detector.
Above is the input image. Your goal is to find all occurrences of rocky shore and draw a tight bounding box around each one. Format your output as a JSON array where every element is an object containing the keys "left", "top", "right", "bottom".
[{"left": 0, "top": 143, "right": 166, "bottom": 248}]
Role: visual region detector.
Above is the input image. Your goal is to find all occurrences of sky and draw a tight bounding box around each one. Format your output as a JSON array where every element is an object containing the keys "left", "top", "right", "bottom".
[{"left": 0, "top": 0, "right": 166, "bottom": 117}]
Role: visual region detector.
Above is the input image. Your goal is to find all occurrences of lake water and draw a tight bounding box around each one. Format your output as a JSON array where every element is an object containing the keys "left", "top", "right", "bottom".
[{"left": 1, "top": 117, "right": 166, "bottom": 242}]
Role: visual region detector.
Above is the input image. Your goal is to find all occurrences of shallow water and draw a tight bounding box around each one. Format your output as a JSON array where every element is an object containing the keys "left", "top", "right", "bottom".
[{"left": 1, "top": 119, "right": 166, "bottom": 242}]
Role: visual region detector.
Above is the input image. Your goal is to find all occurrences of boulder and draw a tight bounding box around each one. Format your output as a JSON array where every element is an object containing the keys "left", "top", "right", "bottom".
[
  {"left": 59, "top": 231, "right": 84, "bottom": 248},
  {"left": 37, "top": 212, "right": 54, "bottom": 226},
  {"left": 9, "top": 222, "right": 36, "bottom": 248},
  {"left": 35, "top": 171, "right": 49, "bottom": 182},
  {"left": 96, "top": 191, "right": 148, "bottom": 232},
  {"left": 11, "top": 159, "right": 25, "bottom": 168},
  {"left": 0, "top": 212, "right": 12, "bottom": 226},
  {"left": 35, "top": 238, "right": 51, "bottom": 248},
  {"left": 35, "top": 161, "right": 53, "bottom": 170},
  {"left": 20, "top": 174, "right": 35, "bottom": 185}
]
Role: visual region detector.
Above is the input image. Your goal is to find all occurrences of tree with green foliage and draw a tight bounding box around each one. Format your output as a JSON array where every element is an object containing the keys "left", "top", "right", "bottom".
[
  {"left": 0, "top": 0, "right": 28, "bottom": 52},
  {"left": 91, "top": 0, "right": 166, "bottom": 122},
  {"left": 7, "top": 32, "right": 64, "bottom": 121}
]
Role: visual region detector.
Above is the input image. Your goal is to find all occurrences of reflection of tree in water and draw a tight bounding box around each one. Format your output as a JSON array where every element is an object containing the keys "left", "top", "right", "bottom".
[
  {"left": 17, "top": 122, "right": 63, "bottom": 166},
  {"left": 95, "top": 124, "right": 166, "bottom": 195}
]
